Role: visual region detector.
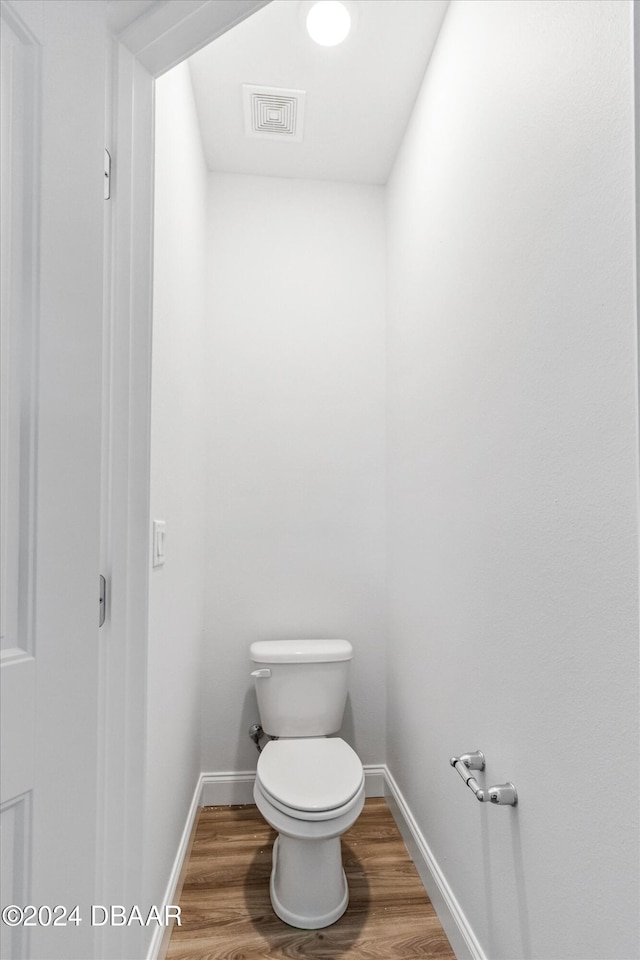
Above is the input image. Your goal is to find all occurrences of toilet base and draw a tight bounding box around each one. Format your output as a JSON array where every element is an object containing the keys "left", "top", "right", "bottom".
[{"left": 269, "top": 834, "right": 349, "bottom": 929}]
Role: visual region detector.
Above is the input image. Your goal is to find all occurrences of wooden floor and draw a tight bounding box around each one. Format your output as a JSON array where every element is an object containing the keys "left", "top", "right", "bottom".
[{"left": 166, "top": 797, "right": 456, "bottom": 960}]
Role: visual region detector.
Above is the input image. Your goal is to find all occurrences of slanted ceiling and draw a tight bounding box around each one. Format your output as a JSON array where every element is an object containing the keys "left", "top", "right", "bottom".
[{"left": 188, "top": 0, "right": 449, "bottom": 184}]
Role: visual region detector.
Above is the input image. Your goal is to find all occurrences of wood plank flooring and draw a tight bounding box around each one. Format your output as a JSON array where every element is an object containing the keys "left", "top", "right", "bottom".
[{"left": 166, "top": 797, "right": 456, "bottom": 960}]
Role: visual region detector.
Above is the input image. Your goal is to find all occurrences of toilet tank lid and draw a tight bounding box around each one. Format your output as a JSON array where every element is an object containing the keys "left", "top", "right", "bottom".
[{"left": 250, "top": 639, "right": 352, "bottom": 663}]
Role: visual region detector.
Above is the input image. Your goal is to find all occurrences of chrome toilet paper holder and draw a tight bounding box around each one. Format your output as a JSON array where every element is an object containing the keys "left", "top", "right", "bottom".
[{"left": 450, "top": 751, "right": 518, "bottom": 806}]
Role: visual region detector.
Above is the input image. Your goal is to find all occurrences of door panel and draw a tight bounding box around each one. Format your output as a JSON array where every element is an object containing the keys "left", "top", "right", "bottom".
[
  {"left": 31, "top": 2, "right": 106, "bottom": 957},
  {"left": 1, "top": 5, "right": 41, "bottom": 957}
]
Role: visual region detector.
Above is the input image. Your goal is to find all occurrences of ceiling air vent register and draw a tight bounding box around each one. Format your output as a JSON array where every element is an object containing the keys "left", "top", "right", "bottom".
[{"left": 242, "top": 85, "right": 306, "bottom": 142}]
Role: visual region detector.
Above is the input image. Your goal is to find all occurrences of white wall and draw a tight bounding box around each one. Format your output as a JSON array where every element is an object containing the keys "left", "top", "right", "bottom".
[
  {"left": 386, "top": 2, "right": 639, "bottom": 959},
  {"left": 146, "top": 62, "right": 207, "bottom": 916},
  {"left": 202, "top": 173, "right": 387, "bottom": 773}
]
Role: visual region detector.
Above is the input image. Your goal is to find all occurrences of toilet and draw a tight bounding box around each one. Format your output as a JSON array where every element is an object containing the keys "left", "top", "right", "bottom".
[{"left": 250, "top": 638, "right": 364, "bottom": 929}]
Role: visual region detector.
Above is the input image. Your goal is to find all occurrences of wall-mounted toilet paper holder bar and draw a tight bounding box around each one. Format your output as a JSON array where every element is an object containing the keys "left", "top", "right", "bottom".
[{"left": 450, "top": 751, "right": 517, "bottom": 806}]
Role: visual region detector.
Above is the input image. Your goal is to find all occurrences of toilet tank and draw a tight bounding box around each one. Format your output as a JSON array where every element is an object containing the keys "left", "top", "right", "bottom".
[{"left": 250, "top": 639, "right": 352, "bottom": 737}]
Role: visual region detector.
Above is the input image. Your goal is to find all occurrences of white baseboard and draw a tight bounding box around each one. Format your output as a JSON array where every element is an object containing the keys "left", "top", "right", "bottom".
[
  {"left": 199, "top": 763, "right": 388, "bottom": 807},
  {"left": 150, "top": 763, "right": 482, "bottom": 960},
  {"left": 383, "top": 766, "right": 485, "bottom": 960},
  {"left": 362, "top": 763, "right": 386, "bottom": 797},
  {"left": 146, "top": 774, "right": 203, "bottom": 960},
  {"left": 200, "top": 770, "right": 256, "bottom": 806}
]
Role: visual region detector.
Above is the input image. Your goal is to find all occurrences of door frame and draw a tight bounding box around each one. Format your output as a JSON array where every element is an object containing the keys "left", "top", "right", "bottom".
[
  {"left": 103, "top": 2, "right": 640, "bottom": 959},
  {"left": 100, "top": 3, "right": 269, "bottom": 957}
]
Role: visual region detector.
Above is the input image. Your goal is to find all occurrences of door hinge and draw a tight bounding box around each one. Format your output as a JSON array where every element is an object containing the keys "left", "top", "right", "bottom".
[
  {"left": 99, "top": 575, "right": 107, "bottom": 627},
  {"left": 104, "top": 149, "right": 111, "bottom": 200}
]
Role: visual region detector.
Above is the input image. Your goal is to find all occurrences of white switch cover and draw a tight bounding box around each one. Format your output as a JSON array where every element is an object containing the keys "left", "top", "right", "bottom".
[{"left": 153, "top": 520, "right": 166, "bottom": 567}]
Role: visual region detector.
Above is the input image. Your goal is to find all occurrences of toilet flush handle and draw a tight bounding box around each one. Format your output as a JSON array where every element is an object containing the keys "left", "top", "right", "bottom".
[{"left": 251, "top": 668, "right": 271, "bottom": 678}]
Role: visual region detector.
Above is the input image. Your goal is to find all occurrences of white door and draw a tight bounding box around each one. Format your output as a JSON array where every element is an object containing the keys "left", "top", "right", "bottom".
[
  {"left": 2, "top": 3, "right": 273, "bottom": 958},
  {"left": 0, "top": 6, "right": 38, "bottom": 959},
  {"left": 0, "top": 2, "right": 107, "bottom": 958}
]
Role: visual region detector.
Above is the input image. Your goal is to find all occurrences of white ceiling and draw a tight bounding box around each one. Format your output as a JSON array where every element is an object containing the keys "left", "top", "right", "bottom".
[{"left": 188, "top": 0, "right": 449, "bottom": 185}]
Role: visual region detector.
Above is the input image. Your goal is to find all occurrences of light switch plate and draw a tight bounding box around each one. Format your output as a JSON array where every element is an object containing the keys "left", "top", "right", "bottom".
[{"left": 152, "top": 520, "right": 166, "bottom": 567}]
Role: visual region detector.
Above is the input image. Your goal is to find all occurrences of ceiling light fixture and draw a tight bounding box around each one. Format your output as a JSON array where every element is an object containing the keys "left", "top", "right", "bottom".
[{"left": 306, "top": 0, "right": 352, "bottom": 47}]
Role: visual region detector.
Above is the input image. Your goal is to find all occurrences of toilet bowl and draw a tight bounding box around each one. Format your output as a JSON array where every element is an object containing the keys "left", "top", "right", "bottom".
[
  {"left": 254, "top": 737, "right": 365, "bottom": 928},
  {"left": 250, "top": 638, "right": 363, "bottom": 928}
]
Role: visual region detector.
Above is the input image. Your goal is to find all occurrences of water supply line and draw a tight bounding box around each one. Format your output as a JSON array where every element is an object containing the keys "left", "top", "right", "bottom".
[
  {"left": 249, "top": 723, "right": 264, "bottom": 753},
  {"left": 248, "top": 724, "right": 279, "bottom": 754}
]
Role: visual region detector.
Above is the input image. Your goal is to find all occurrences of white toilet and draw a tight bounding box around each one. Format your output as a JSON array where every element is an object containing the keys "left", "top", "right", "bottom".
[{"left": 250, "top": 638, "right": 364, "bottom": 929}]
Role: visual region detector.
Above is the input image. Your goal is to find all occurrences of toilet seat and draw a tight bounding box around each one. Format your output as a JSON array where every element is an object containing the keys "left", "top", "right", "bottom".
[{"left": 256, "top": 738, "right": 364, "bottom": 821}]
